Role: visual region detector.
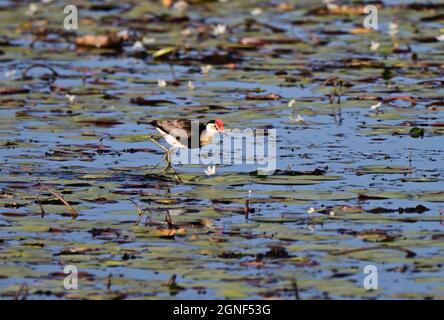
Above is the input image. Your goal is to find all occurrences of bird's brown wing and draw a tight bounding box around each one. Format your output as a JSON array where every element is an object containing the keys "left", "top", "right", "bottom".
[
  {"left": 152, "top": 120, "right": 191, "bottom": 138},
  {"left": 151, "top": 120, "right": 205, "bottom": 148}
]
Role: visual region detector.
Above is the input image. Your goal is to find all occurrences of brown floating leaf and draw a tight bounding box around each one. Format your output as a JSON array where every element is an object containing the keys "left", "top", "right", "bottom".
[
  {"left": 309, "top": 4, "right": 381, "bottom": 16},
  {"left": 240, "top": 37, "right": 267, "bottom": 46},
  {"left": 246, "top": 93, "right": 281, "bottom": 101},
  {"left": 337, "top": 205, "right": 363, "bottom": 213},
  {"left": 350, "top": 95, "right": 380, "bottom": 101},
  {"left": 0, "top": 87, "right": 30, "bottom": 95},
  {"left": 130, "top": 97, "right": 175, "bottom": 106},
  {"left": 331, "top": 245, "right": 416, "bottom": 258},
  {"left": 368, "top": 205, "right": 429, "bottom": 214},
  {"left": 56, "top": 247, "right": 98, "bottom": 255},
  {"left": 421, "top": 13, "right": 444, "bottom": 22},
  {"left": 1, "top": 211, "right": 27, "bottom": 217},
  {"left": 350, "top": 28, "right": 374, "bottom": 34},
  {"left": 80, "top": 144, "right": 111, "bottom": 149},
  {"left": 355, "top": 229, "right": 397, "bottom": 242},
  {"left": 358, "top": 194, "right": 387, "bottom": 200},
  {"left": 240, "top": 260, "right": 264, "bottom": 267},
  {"left": 219, "top": 252, "right": 247, "bottom": 259},
  {"left": 263, "top": 167, "right": 327, "bottom": 176},
  {"left": 48, "top": 227, "right": 72, "bottom": 233},
  {"left": 258, "top": 244, "right": 290, "bottom": 259},
  {"left": 431, "top": 234, "right": 444, "bottom": 240},
  {"left": 78, "top": 118, "right": 123, "bottom": 126},
  {"left": 49, "top": 271, "right": 95, "bottom": 280},
  {"left": 75, "top": 34, "right": 122, "bottom": 49},
  {"left": 153, "top": 228, "right": 176, "bottom": 239},
  {"left": 88, "top": 227, "right": 121, "bottom": 238}
]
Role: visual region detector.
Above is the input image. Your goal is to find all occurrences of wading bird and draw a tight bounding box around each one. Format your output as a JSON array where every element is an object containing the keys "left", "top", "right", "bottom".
[{"left": 149, "top": 119, "right": 225, "bottom": 182}]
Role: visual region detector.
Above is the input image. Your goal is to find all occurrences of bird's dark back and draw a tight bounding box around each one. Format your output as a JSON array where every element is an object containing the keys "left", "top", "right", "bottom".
[{"left": 151, "top": 120, "right": 207, "bottom": 149}]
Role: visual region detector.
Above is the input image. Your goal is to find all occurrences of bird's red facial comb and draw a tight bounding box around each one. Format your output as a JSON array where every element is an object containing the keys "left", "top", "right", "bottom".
[{"left": 215, "top": 119, "right": 224, "bottom": 132}]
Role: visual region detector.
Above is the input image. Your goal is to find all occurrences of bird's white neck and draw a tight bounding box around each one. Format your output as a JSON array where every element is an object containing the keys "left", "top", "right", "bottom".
[
  {"left": 205, "top": 124, "right": 218, "bottom": 136},
  {"left": 200, "top": 125, "right": 219, "bottom": 146}
]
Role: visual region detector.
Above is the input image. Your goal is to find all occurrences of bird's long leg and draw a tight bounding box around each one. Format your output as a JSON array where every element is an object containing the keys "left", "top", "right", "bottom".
[
  {"left": 148, "top": 136, "right": 169, "bottom": 153},
  {"left": 163, "top": 149, "right": 171, "bottom": 173},
  {"left": 148, "top": 137, "right": 182, "bottom": 183},
  {"left": 164, "top": 148, "right": 183, "bottom": 183},
  {"left": 148, "top": 137, "right": 170, "bottom": 172}
]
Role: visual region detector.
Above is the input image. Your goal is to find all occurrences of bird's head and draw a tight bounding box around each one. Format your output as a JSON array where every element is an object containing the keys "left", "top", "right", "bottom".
[{"left": 206, "top": 119, "right": 225, "bottom": 134}]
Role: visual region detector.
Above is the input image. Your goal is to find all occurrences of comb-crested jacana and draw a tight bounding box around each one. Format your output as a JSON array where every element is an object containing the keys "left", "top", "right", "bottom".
[{"left": 149, "top": 119, "right": 225, "bottom": 181}]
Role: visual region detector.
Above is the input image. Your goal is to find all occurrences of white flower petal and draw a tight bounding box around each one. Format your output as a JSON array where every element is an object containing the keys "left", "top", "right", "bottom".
[
  {"left": 288, "top": 99, "right": 296, "bottom": 107},
  {"left": 290, "top": 114, "right": 304, "bottom": 122},
  {"left": 173, "top": 0, "right": 188, "bottom": 14},
  {"left": 370, "top": 41, "right": 380, "bottom": 51},
  {"left": 388, "top": 22, "right": 399, "bottom": 37},
  {"left": 4, "top": 70, "right": 16, "bottom": 79},
  {"left": 204, "top": 165, "right": 216, "bottom": 176},
  {"left": 201, "top": 65, "right": 212, "bottom": 75},
  {"left": 142, "top": 37, "right": 156, "bottom": 45},
  {"left": 131, "top": 41, "right": 144, "bottom": 51},
  {"left": 65, "top": 94, "right": 76, "bottom": 104},
  {"left": 251, "top": 8, "right": 262, "bottom": 16},
  {"left": 212, "top": 24, "right": 227, "bottom": 36},
  {"left": 25, "top": 3, "right": 38, "bottom": 16},
  {"left": 370, "top": 102, "right": 382, "bottom": 110}
]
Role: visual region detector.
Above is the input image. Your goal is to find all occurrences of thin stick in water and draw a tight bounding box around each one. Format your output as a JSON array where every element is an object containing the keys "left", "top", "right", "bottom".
[
  {"left": 331, "top": 245, "right": 416, "bottom": 258},
  {"left": 129, "top": 199, "right": 145, "bottom": 226},
  {"left": 36, "top": 196, "right": 46, "bottom": 218},
  {"left": 48, "top": 189, "right": 79, "bottom": 218},
  {"left": 292, "top": 278, "right": 301, "bottom": 300}
]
